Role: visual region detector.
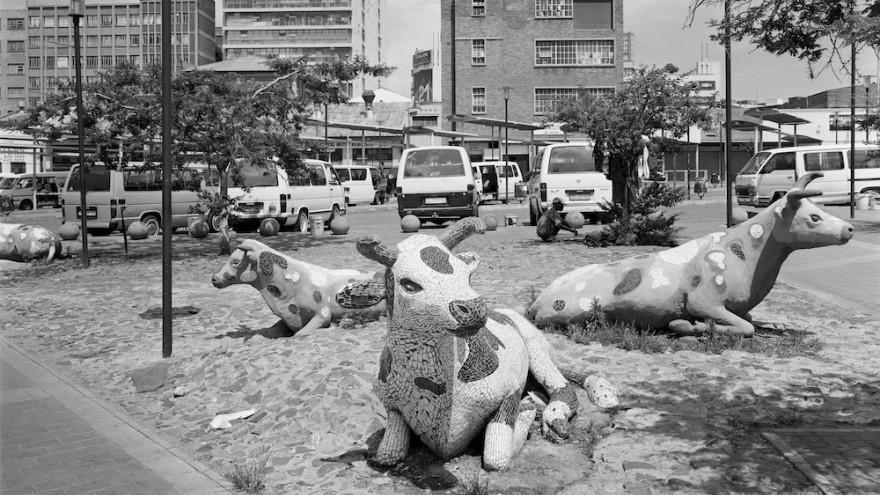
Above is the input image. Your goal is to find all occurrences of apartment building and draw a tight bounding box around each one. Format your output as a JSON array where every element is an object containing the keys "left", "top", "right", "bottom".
[
  {"left": 0, "top": 0, "right": 217, "bottom": 115},
  {"left": 219, "top": 0, "right": 386, "bottom": 97},
  {"left": 441, "top": 0, "right": 625, "bottom": 133}
]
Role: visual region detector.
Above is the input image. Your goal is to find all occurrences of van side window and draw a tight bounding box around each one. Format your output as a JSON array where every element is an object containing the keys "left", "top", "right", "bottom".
[
  {"left": 804, "top": 152, "right": 844, "bottom": 172},
  {"left": 350, "top": 168, "right": 368, "bottom": 181},
  {"left": 335, "top": 168, "right": 350, "bottom": 182},
  {"left": 309, "top": 164, "right": 327, "bottom": 186},
  {"left": 124, "top": 168, "right": 163, "bottom": 191},
  {"left": 67, "top": 165, "right": 111, "bottom": 192},
  {"left": 760, "top": 153, "right": 795, "bottom": 173},
  {"left": 853, "top": 150, "right": 880, "bottom": 169}
]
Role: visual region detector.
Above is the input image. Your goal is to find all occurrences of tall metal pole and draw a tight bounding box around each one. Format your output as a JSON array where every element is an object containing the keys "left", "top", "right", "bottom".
[
  {"left": 70, "top": 0, "right": 88, "bottom": 268},
  {"left": 850, "top": 40, "right": 856, "bottom": 219},
  {"left": 161, "top": 0, "right": 173, "bottom": 357},
  {"left": 502, "top": 86, "right": 511, "bottom": 203},
  {"left": 724, "top": 0, "right": 733, "bottom": 227}
]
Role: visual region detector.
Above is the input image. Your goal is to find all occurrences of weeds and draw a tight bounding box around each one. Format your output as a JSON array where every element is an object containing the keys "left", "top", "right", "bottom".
[
  {"left": 458, "top": 468, "right": 489, "bottom": 495},
  {"left": 766, "top": 407, "right": 802, "bottom": 426},
  {"left": 224, "top": 445, "right": 271, "bottom": 493}
]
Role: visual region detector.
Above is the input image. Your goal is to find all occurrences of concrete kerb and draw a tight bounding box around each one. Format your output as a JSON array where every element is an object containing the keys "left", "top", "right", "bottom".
[{"left": 0, "top": 335, "right": 235, "bottom": 494}]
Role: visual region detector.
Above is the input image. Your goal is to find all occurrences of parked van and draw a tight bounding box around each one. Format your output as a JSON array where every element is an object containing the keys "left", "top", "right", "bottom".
[
  {"left": 333, "top": 164, "right": 384, "bottom": 205},
  {"left": 526, "top": 142, "right": 612, "bottom": 225},
  {"left": 396, "top": 146, "right": 479, "bottom": 223},
  {"left": 224, "top": 159, "right": 346, "bottom": 232},
  {"left": 62, "top": 164, "right": 205, "bottom": 236},
  {"left": 0, "top": 171, "right": 68, "bottom": 210},
  {"left": 735, "top": 144, "right": 880, "bottom": 207},
  {"left": 472, "top": 161, "right": 523, "bottom": 204}
]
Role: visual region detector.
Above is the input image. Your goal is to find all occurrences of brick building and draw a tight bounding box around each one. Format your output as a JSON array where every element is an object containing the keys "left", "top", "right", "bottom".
[
  {"left": 440, "top": 0, "right": 625, "bottom": 164},
  {"left": 0, "top": 0, "right": 217, "bottom": 116}
]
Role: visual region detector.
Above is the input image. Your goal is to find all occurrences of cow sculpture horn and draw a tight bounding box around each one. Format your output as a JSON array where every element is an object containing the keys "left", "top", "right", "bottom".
[
  {"left": 794, "top": 171, "right": 824, "bottom": 190},
  {"left": 356, "top": 235, "right": 399, "bottom": 267},
  {"left": 436, "top": 217, "right": 487, "bottom": 250},
  {"left": 787, "top": 171, "right": 824, "bottom": 206}
]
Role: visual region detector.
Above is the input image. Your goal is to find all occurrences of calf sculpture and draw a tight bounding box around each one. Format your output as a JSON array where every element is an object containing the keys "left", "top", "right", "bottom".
[
  {"left": 211, "top": 239, "right": 386, "bottom": 335},
  {"left": 529, "top": 172, "right": 854, "bottom": 335},
  {"left": 356, "top": 217, "right": 618, "bottom": 471},
  {"left": 0, "top": 223, "right": 62, "bottom": 262}
]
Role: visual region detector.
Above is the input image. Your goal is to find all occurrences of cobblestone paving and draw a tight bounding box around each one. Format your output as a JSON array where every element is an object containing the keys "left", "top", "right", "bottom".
[{"left": 764, "top": 429, "right": 880, "bottom": 495}]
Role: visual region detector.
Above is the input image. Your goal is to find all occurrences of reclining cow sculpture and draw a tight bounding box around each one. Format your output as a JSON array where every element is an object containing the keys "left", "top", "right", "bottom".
[
  {"left": 211, "top": 239, "right": 386, "bottom": 335},
  {"left": 356, "top": 217, "right": 618, "bottom": 471},
  {"left": 0, "top": 223, "right": 62, "bottom": 262},
  {"left": 529, "top": 172, "right": 854, "bottom": 335}
]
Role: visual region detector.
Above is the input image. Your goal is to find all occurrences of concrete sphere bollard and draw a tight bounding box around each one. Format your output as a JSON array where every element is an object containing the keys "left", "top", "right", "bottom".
[
  {"left": 400, "top": 214, "right": 421, "bottom": 233},
  {"left": 59, "top": 223, "right": 80, "bottom": 241},
  {"left": 732, "top": 207, "right": 749, "bottom": 226},
  {"left": 127, "top": 221, "right": 149, "bottom": 240},
  {"left": 565, "top": 211, "right": 586, "bottom": 229},
  {"left": 259, "top": 218, "right": 281, "bottom": 237},
  {"left": 483, "top": 214, "right": 498, "bottom": 231},
  {"left": 188, "top": 218, "right": 210, "bottom": 239},
  {"left": 330, "top": 215, "right": 350, "bottom": 235}
]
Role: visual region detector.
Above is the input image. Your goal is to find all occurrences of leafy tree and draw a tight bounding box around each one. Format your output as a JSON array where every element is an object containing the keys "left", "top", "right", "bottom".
[
  {"left": 687, "top": 0, "right": 880, "bottom": 78},
  {"left": 549, "top": 65, "right": 713, "bottom": 216},
  {"left": 583, "top": 182, "right": 688, "bottom": 247}
]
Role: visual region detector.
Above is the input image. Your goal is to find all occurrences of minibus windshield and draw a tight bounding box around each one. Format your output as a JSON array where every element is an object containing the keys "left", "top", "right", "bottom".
[
  {"left": 403, "top": 149, "right": 465, "bottom": 178},
  {"left": 0, "top": 177, "right": 15, "bottom": 189},
  {"left": 740, "top": 152, "right": 771, "bottom": 175}
]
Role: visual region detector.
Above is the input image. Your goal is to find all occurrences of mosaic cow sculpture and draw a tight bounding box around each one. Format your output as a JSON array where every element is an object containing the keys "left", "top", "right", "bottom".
[
  {"left": 211, "top": 239, "right": 386, "bottom": 335},
  {"left": 529, "top": 172, "right": 854, "bottom": 335},
  {"left": 356, "top": 217, "right": 618, "bottom": 471},
  {"left": 0, "top": 223, "right": 62, "bottom": 262}
]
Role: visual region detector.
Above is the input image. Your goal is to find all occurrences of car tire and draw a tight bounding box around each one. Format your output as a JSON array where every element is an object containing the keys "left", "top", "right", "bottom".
[
  {"left": 207, "top": 213, "right": 221, "bottom": 233},
  {"left": 19, "top": 199, "right": 33, "bottom": 211},
  {"left": 142, "top": 215, "right": 161, "bottom": 236},
  {"left": 294, "top": 209, "right": 309, "bottom": 233}
]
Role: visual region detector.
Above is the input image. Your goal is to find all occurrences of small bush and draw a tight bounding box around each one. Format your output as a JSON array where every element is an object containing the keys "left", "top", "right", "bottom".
[
  {"left": 224, "top": 445, "right": 271, "bottom": 493},
  {"left": 458, "top": 469, "right": 489, "bottom": 495},
  {"left": 584, "top": 182, "right": 687, "bottom": 247}
]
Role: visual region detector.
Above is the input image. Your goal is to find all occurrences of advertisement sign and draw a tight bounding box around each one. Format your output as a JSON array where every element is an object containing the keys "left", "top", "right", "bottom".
[
  {"left": 413, "top": 50, "right": 432, "bottom": 71},
  {"left": 413, "top": 68, "right": 433, "bottom": 103},
  {"left": 829, "top": 114, "right": 866, "bottom": 131}
]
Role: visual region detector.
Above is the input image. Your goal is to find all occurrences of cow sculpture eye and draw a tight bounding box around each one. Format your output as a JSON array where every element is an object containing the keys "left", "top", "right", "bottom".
[
  {"left": 400, "top": 278, "right": 423, "bottom": 294},
  {"left": 810, "top": 214, "right": 821, "bottom": 222}
]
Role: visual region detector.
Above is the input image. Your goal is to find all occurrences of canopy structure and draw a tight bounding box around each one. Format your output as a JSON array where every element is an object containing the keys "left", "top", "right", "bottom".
[
  {"left": 446, "top": 114, "right": 545, "bottom": 132},
  {"left": 743, "top": 108, "right": 812, "bottom": 147}
]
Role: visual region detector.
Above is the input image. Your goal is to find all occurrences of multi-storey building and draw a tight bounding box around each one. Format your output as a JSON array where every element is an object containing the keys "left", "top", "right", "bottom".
[
  {"left": 219, "top": 0, "right": 386, "bottom": 98},
  {"left": 441, "top": 0, "right": 625, "bottom": 146},
  {"left": 0, "top": 0, "right": 217, "bottom": 116}
]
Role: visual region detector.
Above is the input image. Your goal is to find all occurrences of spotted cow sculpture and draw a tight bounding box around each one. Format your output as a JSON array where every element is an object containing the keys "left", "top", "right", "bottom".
[
  {"left": 529, "top": 172, "right": 854, "bottom": 335},
  {"left": 211, "top": 239, "right": 386, "bottom": 335},
  {"left": 0, "top": 223, "right": 62, "bottom": 262},
  {"left": 356, "top": 217, "right": 618, "bottom": 471}
]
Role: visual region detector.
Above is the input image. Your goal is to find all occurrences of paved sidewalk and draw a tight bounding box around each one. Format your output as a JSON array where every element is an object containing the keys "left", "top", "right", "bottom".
[{"left": 0, "top": 337, "right": 232, "bottom": 495}]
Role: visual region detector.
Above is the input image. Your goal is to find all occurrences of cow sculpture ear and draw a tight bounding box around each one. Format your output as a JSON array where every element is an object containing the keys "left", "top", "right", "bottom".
[
  {"left": 240, "top": 250, "right": 259, "bottom": 283},
  {"left": 456, "top": 252, "right": 481, "bottom": 271}
]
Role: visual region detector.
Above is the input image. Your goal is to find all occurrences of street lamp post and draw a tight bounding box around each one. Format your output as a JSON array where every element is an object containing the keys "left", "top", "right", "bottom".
[
  {"left": 834, "top": 111, "right": 840, "bottom": 144},
  {"left": 502, "top": 86, "right": 511, "bottom": 204},
  {"left": 69, "top": 0, "right": 88, "bottom": 268}
]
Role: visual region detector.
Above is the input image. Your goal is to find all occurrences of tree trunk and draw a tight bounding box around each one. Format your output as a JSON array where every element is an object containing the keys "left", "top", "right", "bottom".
[
  {"left": 609, "top": 154, "right": 641, "bottom": 217},
  {"left": 218, "top": 169, "right": 231, "bottom": 255}
]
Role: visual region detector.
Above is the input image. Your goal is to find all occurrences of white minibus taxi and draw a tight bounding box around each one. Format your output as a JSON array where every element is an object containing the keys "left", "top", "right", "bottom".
[
  {"left": 472, "top": 161, "right": 523, "bottom": 204},
  {"left": 396, "top": 146, "right": 479, "bottom": 223},
  {"left": 333, "top": 164, "right": 383, "bottom": 206},
  {"left": 735, "top": 144, "right": 880, "bottom": 207},
  {"left": 526, "top": 143, "right": 612, "bottom": 225},
  {"left": 0, "top": 171, "right": 69, "bottom": 210}
]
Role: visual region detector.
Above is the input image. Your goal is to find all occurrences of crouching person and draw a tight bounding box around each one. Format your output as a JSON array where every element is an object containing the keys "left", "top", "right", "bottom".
[{"left": 537, "top": 197, "right": 578, "bottom": 242}]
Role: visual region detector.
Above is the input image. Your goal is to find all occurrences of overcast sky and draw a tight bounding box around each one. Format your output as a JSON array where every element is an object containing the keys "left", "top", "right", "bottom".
[{"left": 381, "top": 0, "right": 880, "bottom": 102}]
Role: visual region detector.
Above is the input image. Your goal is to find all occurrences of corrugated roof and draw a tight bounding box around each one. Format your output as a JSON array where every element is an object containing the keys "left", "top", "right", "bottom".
[{"left": 195, "top": 56, "right": 273, "bottom": 73}]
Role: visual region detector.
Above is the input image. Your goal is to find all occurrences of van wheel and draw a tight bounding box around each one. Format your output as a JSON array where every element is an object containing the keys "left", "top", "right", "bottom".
[
  {"left": 771, "top": 192, "right": 784, "bottom": 203},
  {"left": 142, "top": 215, "right": 161, "bottom": 236},
  {"left": 19, "top": 199, "right": 33, "bottom": 210},
  {"left": 294, "top": 210, "right": 309, "bottom": 233},
  {"left": 207, "top": 213, "right": 221, "bottom": 233}
]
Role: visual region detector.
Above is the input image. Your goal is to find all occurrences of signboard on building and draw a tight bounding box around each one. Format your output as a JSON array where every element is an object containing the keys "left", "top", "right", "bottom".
[{"left": 412, "top": 49, "right": 434, "bottom": 104}]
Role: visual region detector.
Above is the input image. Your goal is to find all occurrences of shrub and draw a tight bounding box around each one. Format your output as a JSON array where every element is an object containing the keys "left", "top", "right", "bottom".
[
  {"left": 584, "top": 182, "right": 687, "bottom": 247},
  {"left": 224, "top": 445, "right": 271, "bottom": 493}
]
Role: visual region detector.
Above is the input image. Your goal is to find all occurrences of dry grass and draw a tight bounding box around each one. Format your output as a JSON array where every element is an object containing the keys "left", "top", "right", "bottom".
[
  {"left": 458, "top": 468, "right": 489, "bottom": 495},
  {"left": 223, "top": 445, "right": 271, "bottom": 493}
]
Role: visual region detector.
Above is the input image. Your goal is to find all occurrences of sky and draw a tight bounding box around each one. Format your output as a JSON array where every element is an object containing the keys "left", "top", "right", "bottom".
[{"left": 381, "top": 0, "right": 880, "bottom": 103}]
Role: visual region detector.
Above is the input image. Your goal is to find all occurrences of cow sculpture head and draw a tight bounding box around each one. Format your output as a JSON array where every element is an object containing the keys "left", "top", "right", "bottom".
[
  {"left": 211, "top": 240, "right": 262, "bottom": 288},
  {"left": 771, "top": 172, "right": 854, "bottom": 250},
  {"left": 357, "top": 217, "right": 487, "bottom": 337}
]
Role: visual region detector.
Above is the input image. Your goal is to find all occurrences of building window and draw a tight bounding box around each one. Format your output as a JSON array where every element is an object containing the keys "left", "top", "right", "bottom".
[
  {"left": 9, "top": 64, "right": 25, "bottom": 74},
  {"left": 115, "top": 35, "right": 126, "bottom": 46},
  {"left": 45, "top": 56, "right": 55, "bottom": 69},
  {"left": 101, "top": 35, "right": 112, "bottom": 47},
  {"left": 101, "top": 55, "right": 112, "bottom": 67},
  {"left": 28, "top": 77, "right": 41, "bottom": 90},
  {"left": 86, "top": 35, "right": 98, "bottom": 47},
  {"left": 57, "top": 56, "right": 69, "bottom": 69},
  {"left": 472, "top": 39, "right": 486, "bottom": 65},
  {"left": 8, "top": 18, "right": 25, "bottom": 30},
  {"left": 57, "top": 35, "right": 69, "bottom": 46},
  {"left": 115, "top": 55, "right": 127, "bottom": 65},
  {"left": 130, "top": 35, "right": 140, "bottom": 46},
  {"left": 86, "top": 15, "right": 98, "bottom": 27},
  {"left": 534, "top": 87, "right": 614, "bottom": 114},
  {"left": 535, "top": 0, "right": 572, "bottom": 18},
  {"left": 9, "top": 87, "right": 25, "bottom": 97},
  {"left": 43, "top": 16, "right": 56, "bottom": 28},
  {"left": 58, "top": 17, "right": 69, "bottom": 28},
  {"left": 101, "top": 15, "right": 113, "bottom": 27},
  {"left": 535, "top": 39, "right": 614, "bottom": 66},
  {"left": 28, "top": 57, "right": 41, "bottom": 69},
  {"left": 28, "top": 37, "right": 40, "bottom": 48},
  {"left": 44, "top": 36, "right": 55, "bottom": 46},
  {"left": 472, "top": 87, "right": 486, "bottom": 114},
  {"left": 116, "top": 14, "right": 128, "bottom": 26},
  {"left": 8, "top": 41, "right": 25, "bottom": 52},
  {"left": 130, "top": 55, "right": 140, "bottom": 66},
  {"left": 472, "top": 0, "right": 485, "bottom": 16},
  {"left": 573, "top": 0, "right": 613, "bottom": 29},
  {"left": 29, "top": 16, "right": 41, "bottom": 28},
  {"left": 86, "top": 56, "right": 98, "bottom": 68}
]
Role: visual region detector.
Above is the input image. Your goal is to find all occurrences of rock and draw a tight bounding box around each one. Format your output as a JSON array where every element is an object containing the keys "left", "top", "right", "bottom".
[
  {"left": 210, "top": 409, "right": 257, "bottom": 429},
  {"left": 129, "top": 362, "right": 172, "bottom": 393},
  {"left": 173, "top": 385, "right": 189, "bottom": 397},
  {"left": 622, "top": 461, "right": 657, "bottom": 471}
]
